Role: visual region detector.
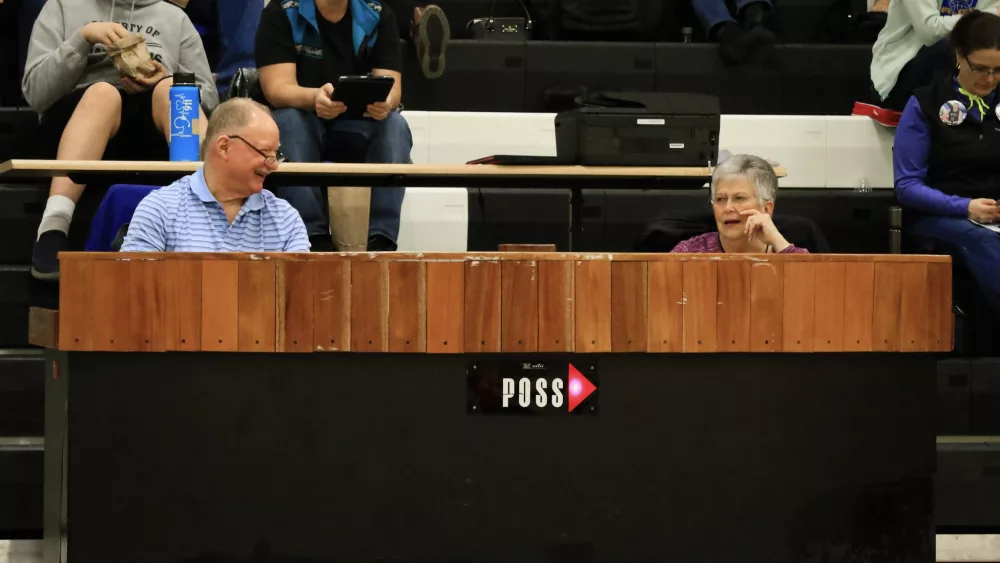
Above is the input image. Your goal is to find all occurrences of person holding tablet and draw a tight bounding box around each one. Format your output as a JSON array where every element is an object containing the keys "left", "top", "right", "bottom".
[{"left": 254, "top": 0, "right": 409, "bottom": 251}]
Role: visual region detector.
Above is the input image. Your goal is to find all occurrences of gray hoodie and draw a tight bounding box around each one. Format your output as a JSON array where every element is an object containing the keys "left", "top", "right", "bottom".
[{"left": 22, "top": 0, "right": 219, "bottom": 114}]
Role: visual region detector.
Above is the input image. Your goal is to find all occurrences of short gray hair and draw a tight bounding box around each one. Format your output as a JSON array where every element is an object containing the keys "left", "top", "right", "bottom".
[
  {"left": 201, "top": 98, "right": 272, "bottom": 160},
  {"left": 709, "top": 154, "right": 778, "bottom": 204}
]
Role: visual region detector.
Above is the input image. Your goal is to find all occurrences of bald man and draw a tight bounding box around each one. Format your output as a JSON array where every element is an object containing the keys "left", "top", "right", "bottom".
[{"left": 121, "top": 99, "right": 310, "bottom": 252}]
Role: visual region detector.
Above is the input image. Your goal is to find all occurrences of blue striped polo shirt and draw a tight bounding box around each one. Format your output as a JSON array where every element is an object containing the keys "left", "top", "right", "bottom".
[{"left": 120, "top": 167, "right": 311, "bottom": 252}]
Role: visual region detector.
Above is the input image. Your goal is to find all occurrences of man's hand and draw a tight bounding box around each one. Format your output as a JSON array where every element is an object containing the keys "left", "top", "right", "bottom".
[
  {"left": 741, "top": 209, "right": 791, "bottom": 252},
  {"left": 314, "top": 83, "right": 347, "bottom": 120},
  {"left": 120, "top": 60, "right": 169, "bottom": 94},
  {"left": 364, "top": 101, "right": 392, "bottom": 121},
  {"left": 969, "top": 198, "right": 1000, "bottom": 224},
  {"left": 80, "top": 22, "right": 130, "bottom": 46}
]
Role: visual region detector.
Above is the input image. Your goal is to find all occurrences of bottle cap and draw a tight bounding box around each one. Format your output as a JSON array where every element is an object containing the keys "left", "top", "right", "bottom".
[{"left": 172, "top": 72, "right": 197, "bottom": 86}]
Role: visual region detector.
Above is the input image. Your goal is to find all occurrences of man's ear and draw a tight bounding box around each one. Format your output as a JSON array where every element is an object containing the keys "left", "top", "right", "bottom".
[
  {"left": 216, "top": 136, "right": 229, "bottom": 161},
  {"left": 764, "top": 200, "right": 775, "bottom": 216}
]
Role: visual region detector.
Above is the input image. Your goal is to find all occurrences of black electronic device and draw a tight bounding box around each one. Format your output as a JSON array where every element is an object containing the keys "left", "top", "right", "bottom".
[
  {"left": 554, "top": 92, "right": 720, "bottom": 167},
  {"left": 330, "top": 75, "right": 395, "bottom": 119}
]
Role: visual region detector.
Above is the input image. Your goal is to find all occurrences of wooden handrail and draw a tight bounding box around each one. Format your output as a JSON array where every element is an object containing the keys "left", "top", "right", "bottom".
[{"left": 50, "top": 252, "right": 952, "bottom": 354}]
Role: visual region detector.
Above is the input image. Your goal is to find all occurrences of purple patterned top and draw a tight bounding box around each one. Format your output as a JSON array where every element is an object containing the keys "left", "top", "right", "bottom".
[{"left": 670, "top": 232, "right": 809, "bottom": 254}]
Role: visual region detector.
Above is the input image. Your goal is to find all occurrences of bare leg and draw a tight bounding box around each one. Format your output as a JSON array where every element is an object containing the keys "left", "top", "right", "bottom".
[
  {"left": 33, "top": 82, "right": 123, "bottom": 280},
  {"left": 151, "top": 77, "right": 209, "bottom": 149},
  {"left": 48, "top": 82, "right": 123, "bottom": 203}
]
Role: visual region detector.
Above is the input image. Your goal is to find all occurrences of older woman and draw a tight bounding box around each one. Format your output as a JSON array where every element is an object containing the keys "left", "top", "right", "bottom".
[{"left": 671, "top": 154, "right": 808, "bottom": 254}]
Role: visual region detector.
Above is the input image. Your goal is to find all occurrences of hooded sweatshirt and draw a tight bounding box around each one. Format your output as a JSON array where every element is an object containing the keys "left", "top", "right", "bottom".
[
  {"left": 871, "top": 0, "right": 1000, "bottom": 102},
  {"left": 22, "top": 0, "right": 219, "bottom": 115}
]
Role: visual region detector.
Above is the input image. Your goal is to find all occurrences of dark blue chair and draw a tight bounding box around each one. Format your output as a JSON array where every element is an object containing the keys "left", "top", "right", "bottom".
[{"left": 85, "top": 184, "right": 158, "bottom": 251}]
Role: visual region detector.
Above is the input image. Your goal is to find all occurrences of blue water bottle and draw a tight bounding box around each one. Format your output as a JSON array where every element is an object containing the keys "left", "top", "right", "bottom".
[{"left": 169, "top": 72, "right": 200, "bottom": 161}]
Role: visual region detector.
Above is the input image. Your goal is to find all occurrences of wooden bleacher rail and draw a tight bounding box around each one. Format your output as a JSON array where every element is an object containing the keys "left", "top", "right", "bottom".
[{"left": 50, "top": 252, "right": 953, "bottom": 354}]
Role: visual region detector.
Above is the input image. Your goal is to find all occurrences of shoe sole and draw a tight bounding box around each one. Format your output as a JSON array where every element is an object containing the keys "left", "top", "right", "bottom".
[
  {"left": 30, "top": 267, "right": 60, "bottom": 281},
  {"left": 418, "top": 6, "right": 450, "bottom": 80}
]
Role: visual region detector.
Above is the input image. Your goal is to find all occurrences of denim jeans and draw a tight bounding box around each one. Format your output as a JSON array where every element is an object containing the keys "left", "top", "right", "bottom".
[
  {"left": 907, "top": 213, "right": 1000, "bottom": 315},
  {"left": 692, "top": 0, "right": 770, "bottom": 33},
  {"left": 215, "top": 0, "right": 263, "bottom": 98},
  {"left": 271, "top": 108, "right": 412, "bottom": 242}
]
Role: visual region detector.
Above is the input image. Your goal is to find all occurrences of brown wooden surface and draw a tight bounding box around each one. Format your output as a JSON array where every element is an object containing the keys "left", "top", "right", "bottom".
[
  {"left": 682, "top": 261, "right": 717, "bottom": 353},
  {"left": 388, "top": 261, "right": 427, "bottom": 353},
  {"left": 575, "top": 260, "right": 612, "bottom": 353},
  {"left": 465, "top": 260, "right": 501, "bottom": 352},
  {"left": 28, "top": 307, "right": 59, "bottom": 350},
  {"left": 717, "top": 261, "right": 750, "bottom": 352},
  {"left": 426, "top": 262, "right": 464, "bottom": 353},
  {"left": 351, "top": 261, "right": 389, "bottom": 352},
  {"left": 49, "top": 252, "right": 954, "bottom": 354},
  {"left": 749, "top": 262, "right": 783, "bottom": 352},
  {"left": 538, "top": 260, "right": 573, "bottom": 352},
  {"left": 611, "top": 262, "right": 647, "bottom": 352},
  {"left": 501, "top": 260, "right": 539, "bottom": 352},
  {"left": 313, "top": 260, "right": 351, "bottom": 351},
  {"left": 647, "top": 261, "right": 683, "bottom": 353},
  {"left": 0, "top": 159, "right": 787, "bottom": 180}
]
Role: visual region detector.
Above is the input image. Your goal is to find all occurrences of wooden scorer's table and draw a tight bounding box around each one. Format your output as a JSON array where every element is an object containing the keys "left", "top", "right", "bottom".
[{"left": 34, "top": 251, "right": 948, "bottom": 563}]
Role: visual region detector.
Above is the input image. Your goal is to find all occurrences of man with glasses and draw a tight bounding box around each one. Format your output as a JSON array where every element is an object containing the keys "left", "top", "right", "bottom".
[{"left": 121, "top": 98, "right": 310, "bottom": 252}]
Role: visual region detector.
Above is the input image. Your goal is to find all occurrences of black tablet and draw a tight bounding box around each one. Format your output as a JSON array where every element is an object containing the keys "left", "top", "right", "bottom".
[{"left": 331, "top": 75, "right": 395, "bottom": 119}]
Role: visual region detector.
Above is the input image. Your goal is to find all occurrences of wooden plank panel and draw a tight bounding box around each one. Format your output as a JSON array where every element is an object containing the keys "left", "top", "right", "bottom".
[
  {"left": 647, "top": 261, "right": 683, "bottom": 353},
  {"left": 129, "top": 260, "right": 167, "bottom": 352},
  {"left": 899, "top": 263, "right": 929, "bottom": 352},
  {"left": 750, "top": 262, "right": 783, "bottom": 352},
  {"left": 313, "top": 260, "right": 351, "bottom": 351},
  {"left": 501, "top": 260, "right": 539, "bottom": 352},
  {"left": 90, "top": 260, "right": 132, "bottom": 351},
  {"left": 682, "top": 261, "right": 717, "bottom": 353},
  {"left": 464, "top": 260, "right": 501, "bottom": 352},
  {"left": 611, "top": 262, "right": 647, "bottom": 352},
  {"left": 782, "top": 262, "right": 815, "bottom": 352},
  {"left": 59, "top": 258, "right": 93, "bottom": 351},
  {"left": 926, "top": 262, "right": 953, "bottom": 352},
  {"left": 538, "top": 260, "right": 573, "bottom": 352},
  {"left": 716, "top": 261, "right": 750, "bottom": 352},
  {"left": 388, "top": 261, "right": 427, "bottom": 353},
  {"left": 351, "top": 261, "right": 389, "bottom": 352},
  {"left": 28, "top": 307, "right": 59, "bottom": 349},
  {"left": 276, "top": 261, "right": 314, "bottom": 353},
  {"left": 426, "top": 261, "right": 464, "bottom": 353},
  {"left": 813, "top": 262, "right": 846, "bottom": 352},
  {"left": 237, "top": 260, "right": 277, "bottom": 352},
  {"left": 201, "top": 260, "right": 239, "bottom": 352},
  {"left": 872, "top": 263, "right": 904, "bottom": 352},
  {"left": 165, "top": 259, "right": 202, "bottom": 351},
  {"left": 575, "top": 260, "right": 612, "bottom": 353},
  {"left": 843, "top": 262, "right": 875, "bottom": 352}
]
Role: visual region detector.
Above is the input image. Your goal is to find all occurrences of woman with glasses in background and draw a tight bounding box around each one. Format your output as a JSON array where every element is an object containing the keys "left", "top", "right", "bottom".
[
  {"left": 671, "top": 154, "right": 808, "bottom": 254},
  {"left": 871, "top": 0, "right": 1000, "bottom": 112},
  {"left": 894, "top": 10, "right": 1000, "bottom": 314}
]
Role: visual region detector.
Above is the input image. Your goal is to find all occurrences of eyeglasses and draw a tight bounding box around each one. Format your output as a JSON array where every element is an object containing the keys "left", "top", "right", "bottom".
[
  {"left": 964, "top": 57, "right": 1000, "bottom": 78},
  {"left": 711, "top": 193, "right": 757, "bottom": 207},
  {"left": 230, "top": 135, "right": 285, "bottom": 166}
]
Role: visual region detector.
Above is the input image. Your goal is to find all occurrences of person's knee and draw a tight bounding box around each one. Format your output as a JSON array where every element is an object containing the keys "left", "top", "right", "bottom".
[
  {"left": 380, "top": 112, "right": 412, "bottom": 141},
  {"left": 152, "top": 76, "right": 173, "bottom": 102},
  {"left": 273, "top": 108, "right": 322, "bottom": 159},
  {"left": 79, "top": 82, "right": 122, "bottom": 112},
  {"left": 272, "top": 107, "right": 316, "bottom": 131}
]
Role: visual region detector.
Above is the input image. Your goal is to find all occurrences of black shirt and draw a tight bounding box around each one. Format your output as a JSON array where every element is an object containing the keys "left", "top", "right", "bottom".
[{"left": 255, "top": 0, "right": 402, "bottom": 90}]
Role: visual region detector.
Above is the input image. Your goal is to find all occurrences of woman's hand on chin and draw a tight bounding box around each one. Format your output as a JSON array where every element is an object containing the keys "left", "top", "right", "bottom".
[{"left": 740, "top": 209, "right": 790, "bottom": 252}]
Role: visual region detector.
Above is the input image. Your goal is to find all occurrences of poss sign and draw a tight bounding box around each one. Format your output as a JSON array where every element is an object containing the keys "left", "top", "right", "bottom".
[{"left": 467, "top": 360, "right": 598, "bottom": 416}]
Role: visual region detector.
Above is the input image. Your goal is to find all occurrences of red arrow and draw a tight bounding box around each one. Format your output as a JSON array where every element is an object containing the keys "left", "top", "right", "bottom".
[{"left": 567, "top": 364, "right": 596, "bottom": 412}]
